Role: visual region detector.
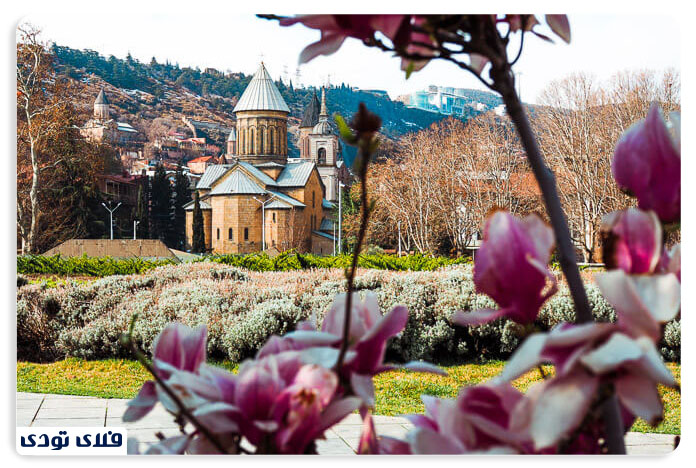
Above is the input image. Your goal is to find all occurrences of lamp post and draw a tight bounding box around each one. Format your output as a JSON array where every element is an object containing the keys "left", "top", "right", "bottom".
[
  {"left": 252, "top": 194, "right": 277, "bottom": 251},
  {"left": 338, "top": 182, "right": 345, "bottom": 254},
  {"left": 133, "top": 220, "right": 140, "bottom": 240},
  {"left": 101, "top": 202, "right": 122, "bottom": 240},
  {"left": 398, "top": 221, "right": 402, "bottom": 257}
]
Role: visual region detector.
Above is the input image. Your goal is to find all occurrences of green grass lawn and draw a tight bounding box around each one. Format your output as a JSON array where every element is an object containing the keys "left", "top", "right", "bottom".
[{"left": 17, "top": 358, "right": 680, "bottom": 435}]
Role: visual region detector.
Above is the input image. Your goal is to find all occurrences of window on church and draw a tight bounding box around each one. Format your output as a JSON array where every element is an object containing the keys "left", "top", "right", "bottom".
[
  {"left": 312, "top": 191, "right": 315, "bottom": 208},
  {"left": 318, "top": 147, "right": 327, "bottom": 165},
  {"left": 217, "top": 228, "right": 220, "bottom": 240},
  {"left": 250, "top": 129, "right": 254, "bottom": 153},
  {"left": 228, "top": 228, "right": 233, "bottom": 240},
  {"left": 260, "top": 129, "right": 264, "bottom": 154},
  {"left": 270, "top": 129, "right": 274, "bottom": 154},
  {"left": 244, "top": 227, "right": 249, "bottom": 241},
  {"left": 272, "top": 212, "right": 276, "bottom": 223}
]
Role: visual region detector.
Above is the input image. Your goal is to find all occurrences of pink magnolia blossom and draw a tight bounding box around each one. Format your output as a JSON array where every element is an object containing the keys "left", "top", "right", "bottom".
[
  {"left": 278, "top": 15, "right": 571, "bottom": 75},
  {"left": 123, "top": 323, "right": 208, "bottom": 422},
  {"left": 263, "top": 292, "right": 445, "bottom": 407},
  {"left": 402, "top": 382, "right": 529, "bottom": 454},
  {"left": 601, "top": 208, "right": 662, "bottom": 274},
  {"left": 595, "top": 270, "right": 680, "bottom": 342},
  {"left": 279, "top": 15, "right": 409, "bottom": 64},
  {"left": 453, "top": 211, "right": 557, "bottom": 326},
  {"left": 500, "top": 323, "right": 677, "bottom": 449},
  {"left": 658, "top": 243, "right": 681, "bottom": 282},
  {"left": 612, "top": 104, "right": 681, "bottom": 223}
]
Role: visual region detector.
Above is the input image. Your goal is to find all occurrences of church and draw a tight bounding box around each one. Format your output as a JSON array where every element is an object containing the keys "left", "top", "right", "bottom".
[{"left": 185, "top": 63, "right": 348, "bottom": 255}]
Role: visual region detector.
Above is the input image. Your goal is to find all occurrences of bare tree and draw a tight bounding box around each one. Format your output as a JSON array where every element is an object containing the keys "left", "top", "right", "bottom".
[{"left": 16, "top": 24, "right": 68, "bottom": 253}]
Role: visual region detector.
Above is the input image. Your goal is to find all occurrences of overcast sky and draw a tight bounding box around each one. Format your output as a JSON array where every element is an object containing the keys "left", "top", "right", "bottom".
[{"left": 21, "top": 4, "right": 680, "bottom": 104}]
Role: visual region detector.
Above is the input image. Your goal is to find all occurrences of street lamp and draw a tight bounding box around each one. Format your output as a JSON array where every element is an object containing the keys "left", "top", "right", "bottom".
[
  {"left": 338, "top": 182, "right": 346, "bottom": 254},
  {"left": 252, "top": 194, "right": 277, "bottom": 251},
  {"left": 133, "top": 220, "right": 140, "bottom": 240},
  {"left": 101, "top": 202, "right": 122, "bottom": 240}
]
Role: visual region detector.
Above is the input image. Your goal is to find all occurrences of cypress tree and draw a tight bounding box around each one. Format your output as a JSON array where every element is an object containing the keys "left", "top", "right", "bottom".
[
  {"left": 150, "top": 163, "right": 172, "bottom": 243},
  {"left": 192, "top": 191, "right": 205, "bottom": 253},
  {"left": 135, "top": 183, "right": 149, "bottom": 239},
  {"left": 173, "top": 164, "right": 190, "bottom": 249}
]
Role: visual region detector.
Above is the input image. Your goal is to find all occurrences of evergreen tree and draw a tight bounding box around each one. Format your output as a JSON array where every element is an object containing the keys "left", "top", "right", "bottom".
[
  {"left": 150, "top": 163, "right": 172, "bottom": 243},
  {"left": 172, "top": 164, "right": 190, "bottom": 248},
  {"left": 192, "top": 191, "right": 205, "bottom": 253},
  {"left": 135, "top": 183, "right": 149, "bottom": 239}
]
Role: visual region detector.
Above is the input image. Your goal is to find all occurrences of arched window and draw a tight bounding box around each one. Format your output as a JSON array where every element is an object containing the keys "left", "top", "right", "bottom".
[
  {"left": 270, "top": 129, "right": 274, "bottom": 154},
  {"left": 228, "top": 228, "right": 233, "bottom": 240},
  {"left": 317, "top": 147, "right": 327, "bottom": 165},
  {"left": 216, "top": 228, "right": 220, "bottom": 240},
  {"left": 250, "top": 129, "right": 255, "bottom": 154},
  {"left": 244, "top": 227, "right": 249, "bottom": 241},
  {"left": 312, "top": 191, "right": 315, "bottom": 208},
  {"left": 240, "top": 131, "right": 245, "bottom": 155},
  {"left": 260, "top": 128, "right": 265, "bottom": 154},
  {"left": 272, "top": 212, "right": 276, "bottom": 223}
]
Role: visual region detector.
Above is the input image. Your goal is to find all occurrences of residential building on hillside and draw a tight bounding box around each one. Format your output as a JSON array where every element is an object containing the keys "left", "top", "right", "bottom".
[{"left": 185, "top": 63, "right": 338, "bottom": 255}]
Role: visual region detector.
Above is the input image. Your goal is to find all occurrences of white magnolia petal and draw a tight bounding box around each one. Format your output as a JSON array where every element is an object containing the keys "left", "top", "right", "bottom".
[
  {"left": 500, "top": 333, "right": 547, "bottom": 381},
  {"left": 630, "top": 274, "right": 681, "bottom": 323},
  {"left": 615, "top": 374, "right": 663, "bottom": 425},
  {"left": 579, "top": 333, "right": 643, "bottom": 374},
  {"left": 530, "top": 373, "right": 598, "bottom": 450},
  {"left": 407, "top": 427, "right": 466, "bottom": 454}
]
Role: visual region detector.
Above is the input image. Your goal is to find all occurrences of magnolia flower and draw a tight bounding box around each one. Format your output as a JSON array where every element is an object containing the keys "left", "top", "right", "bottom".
[
  {"left": 500, "top": 324, "right": 677, "bottom": 450},
  {"left": 612, "top": 104, "right": 681, "bottom": 223},
  {"left": 279, "top": 15, "right": 408, "bottom": 64},
  {"left": 123, "top": 323, "right": 208, "bottom": 422},
  {"left": 268, "top": 292, "right": 445, "bottom": 407},
  {"left": 453, "top": 211, "right": 557, "bottom": 326},
  {"left": 601, "top": 208, "right": 662, "bottom": 274},
  {"left": 276, "top": 15, "right": 571, "bottom": 76},
  {"left": 658, "top": 243, "right": 681, "bottom": 282},
  {"left": 595, "top": 270, "right": 680, "bottom": 342},
  {"left": 402, "top": 382, "right": 528, "bottom": 454}
]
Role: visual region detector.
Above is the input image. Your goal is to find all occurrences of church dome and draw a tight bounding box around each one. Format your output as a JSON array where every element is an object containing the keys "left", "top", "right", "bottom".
[
  {"left": 233, "top": 63, "right": 290, "bottom": 113},
  {"left": 312, "top": 119, "right": 332, "bottom": 135}
]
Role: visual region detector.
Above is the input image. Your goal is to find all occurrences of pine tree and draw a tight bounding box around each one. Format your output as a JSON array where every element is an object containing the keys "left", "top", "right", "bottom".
[
  {"left": 192, "top": 191, "right": 205, "bottom": 253},
  {"left": 172, "top": 164, "right": 190, "bottom": 249},
  {"left": 150, "top": 163, "right": 172, "bottom": 243}
]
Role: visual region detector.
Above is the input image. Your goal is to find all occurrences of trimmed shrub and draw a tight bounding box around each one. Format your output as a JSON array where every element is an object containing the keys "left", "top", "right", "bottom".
[{"left": 16, "top": 262, "right": 680, "bottom": 363}]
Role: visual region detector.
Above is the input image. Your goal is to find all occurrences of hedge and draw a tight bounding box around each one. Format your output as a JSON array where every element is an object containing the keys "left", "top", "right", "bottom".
[
  {"left": 17, "top": 252, "right": 471, "bottom": 276},
  {"left": 16, "top": 262, "right": 680, "bottom": 364}
]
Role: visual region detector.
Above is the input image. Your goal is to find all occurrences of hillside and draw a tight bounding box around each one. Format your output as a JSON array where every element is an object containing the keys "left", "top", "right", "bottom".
[{"left": 51, "top": 44, "right": 503, "bottom": 156}]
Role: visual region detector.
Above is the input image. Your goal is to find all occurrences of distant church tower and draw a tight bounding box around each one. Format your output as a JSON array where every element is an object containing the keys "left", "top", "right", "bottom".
[
  {"left": 226, "top": 128, "right": 237, "bottom": 155},
  {"left": 94, "top": 88, "right": 110, "bottom": 121},
  {"left": 301, "top": 87, "right": 342, "bottom": 201},
  {"left": 232, "top": 63, "right": 290, "bottom": 165},
  {"left": 298, "top": 91, "right": 320, "bottom": 158}
]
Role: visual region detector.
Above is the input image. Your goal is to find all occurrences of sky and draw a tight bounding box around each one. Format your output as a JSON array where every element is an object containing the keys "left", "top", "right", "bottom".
[{"left": 20, "top": 5, "right": 681, "bottom": 104}]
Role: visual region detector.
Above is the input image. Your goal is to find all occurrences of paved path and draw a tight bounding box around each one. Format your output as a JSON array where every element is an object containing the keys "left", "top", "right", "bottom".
[{"left": 16, "top": 392, "right": 677, "bottom": 455}]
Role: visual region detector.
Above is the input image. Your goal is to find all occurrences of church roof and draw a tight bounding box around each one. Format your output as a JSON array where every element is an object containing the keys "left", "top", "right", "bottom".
[
  {"left": 95, "top": 88, "right": 109, "bottom": 105},
  {"left": 210, "top": 170, "right": 266, "bottom": 195},
  {"left": 233, "top": 63, "right": 290, "bottom": 113},
  {"left": 276, "top": 160, "right": 315, "bottom": 187},
  {"left": 196, "top": 164, "right": 233, "bottom": 189},
  {"left": 300, "top": 92, "right": 320, "bottom": 127},
  {"left": 267, "top": 190, "right": 305, "bottom": 208}
]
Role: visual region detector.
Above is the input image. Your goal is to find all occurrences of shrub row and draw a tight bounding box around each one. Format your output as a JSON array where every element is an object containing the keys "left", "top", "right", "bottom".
[
  {"left": 17, "top": 252, "right": 471, "bottom": 277},
  {"left": 17, "top": 255, "right": 177, "bottom": 277},
  {"left": 16, "top": 262, "right": 679, "bottom": 364}
]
